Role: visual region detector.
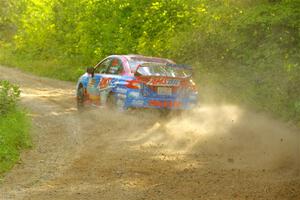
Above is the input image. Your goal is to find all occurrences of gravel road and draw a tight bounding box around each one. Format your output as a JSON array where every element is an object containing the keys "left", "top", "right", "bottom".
[{"left": 0, "top": 66, "right": 299, "bottom": 200}]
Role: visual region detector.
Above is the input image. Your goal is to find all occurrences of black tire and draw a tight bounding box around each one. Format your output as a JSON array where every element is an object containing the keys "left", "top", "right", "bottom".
[
  {"left": 159, "top": 109, "right": 171, "bottom": 117},
  {"left": 159, "top": 109, "right": 182, "bottom": 118},
  {"left": 77, "top": 85, "right": 85, "bottom": 109},
  {"left": 106, "top": 93, "right": 116, "bottom": 109},
  {"left": 107, "top": 93, "right": 126, "bottom": 111}
]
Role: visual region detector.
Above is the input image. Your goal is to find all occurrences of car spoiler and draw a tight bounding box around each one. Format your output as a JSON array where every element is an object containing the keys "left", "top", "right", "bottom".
[{"left": 165, "top": 63, "right": 193, "bottom": 70}]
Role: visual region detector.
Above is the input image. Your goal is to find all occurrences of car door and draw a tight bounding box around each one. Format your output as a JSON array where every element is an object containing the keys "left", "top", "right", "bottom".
[
  {"left": 91, "top": 57, "right": 112, "bottom": 90},
  {"left": 95, "top": 57, "right": 127, "bottom": 104},
  {"left": 103, "top": 57, "right": 127, "bottom": 83},
  {"left": 94, "top": 57, "right": 124, "bottom": 90},
  {"left": 82, "top": 58, "right": 111, "bottom": 102}
]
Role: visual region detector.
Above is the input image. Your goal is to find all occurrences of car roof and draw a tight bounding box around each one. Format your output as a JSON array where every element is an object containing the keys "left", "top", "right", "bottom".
[
  {"left": 122, "top": 54, "right": 175, "bottom": 64},
  {"left": 95, "top": 55, "right": 176, "bottom": 73}
]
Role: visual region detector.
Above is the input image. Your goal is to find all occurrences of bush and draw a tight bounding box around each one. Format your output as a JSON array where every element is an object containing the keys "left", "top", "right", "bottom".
[
  {"left": 0, "top": 80, "right": 31, "bottom": 175},
  {"left": 0, "top": 80, "right": 21, "bottom": 115}
]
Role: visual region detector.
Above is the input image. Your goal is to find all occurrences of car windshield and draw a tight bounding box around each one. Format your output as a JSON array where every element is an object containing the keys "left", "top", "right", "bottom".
[{"left": 129, "top": 60, "right": 192, "bottom": 78}]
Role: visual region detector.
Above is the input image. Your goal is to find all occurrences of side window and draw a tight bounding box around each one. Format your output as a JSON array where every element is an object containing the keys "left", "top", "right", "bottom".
[
  {"left": 95, "top": 58, "right": 111, "bottom": 74},
  {"left": 106, "top": 58, "right": 123, "bottom": 75}
]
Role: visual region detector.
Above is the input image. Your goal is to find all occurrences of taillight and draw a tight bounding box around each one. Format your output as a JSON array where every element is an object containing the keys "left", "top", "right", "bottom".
[
  {"left": 189, "top": 79, "right": 197, "bottom": 92},
  {"left": 126, "top": 80, "right": 141, "bottom": 89}
]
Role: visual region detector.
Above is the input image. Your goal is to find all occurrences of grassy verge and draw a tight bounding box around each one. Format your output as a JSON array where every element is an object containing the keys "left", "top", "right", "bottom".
[
  {"left": 0, "top": 79, "right": 31, "bottom": 176},
  {"left": 0, "top": 47, "right": 85, "bottom": 82},
  {"left": 0, "top": 110, "right": 31, "bottom": 175}
]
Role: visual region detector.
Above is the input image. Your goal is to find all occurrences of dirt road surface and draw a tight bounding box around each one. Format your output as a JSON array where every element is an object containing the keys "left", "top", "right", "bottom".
[{"left": 0, "top": 66, "right": 299, "bottom": 200}]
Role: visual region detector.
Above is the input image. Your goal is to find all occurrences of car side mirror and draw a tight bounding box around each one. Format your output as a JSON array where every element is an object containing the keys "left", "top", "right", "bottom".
[{"left": 86, "top": 66, "right": 94, "bottom": 77}]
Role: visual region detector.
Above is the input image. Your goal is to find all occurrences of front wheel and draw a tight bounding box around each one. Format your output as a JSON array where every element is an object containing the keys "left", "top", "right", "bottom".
[{"left": 77, "top": 85, "right": 85, "bottom": 109}]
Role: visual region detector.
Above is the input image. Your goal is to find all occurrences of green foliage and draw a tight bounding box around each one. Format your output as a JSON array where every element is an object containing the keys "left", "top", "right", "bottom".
[
  {"left": 0, "top": 0, "right": 17, "bottom": 41},
  {"left": 170, "top": 0, "right": 300, "bottom": 123},
  {"left": 5, "top": 0, "right": 197, "bottom": 62}
]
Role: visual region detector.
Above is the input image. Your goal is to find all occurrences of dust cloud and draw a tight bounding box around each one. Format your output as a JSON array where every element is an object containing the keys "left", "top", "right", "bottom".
[
  {"left": 165, "top": 105, "right": 299, "bottom": 170},
  {"left": 96, "top": 104, "right": 300, "bottom": 171}
]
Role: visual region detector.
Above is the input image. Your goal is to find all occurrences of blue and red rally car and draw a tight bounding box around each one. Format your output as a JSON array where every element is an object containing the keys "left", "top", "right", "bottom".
[{"left": 76, "top": 55, "right": 198, "bottom": 111}]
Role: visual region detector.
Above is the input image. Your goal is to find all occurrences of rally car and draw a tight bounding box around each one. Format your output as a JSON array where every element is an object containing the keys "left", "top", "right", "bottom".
[{"left": 76, "top": 55, "right": 198, "bottom": 111}]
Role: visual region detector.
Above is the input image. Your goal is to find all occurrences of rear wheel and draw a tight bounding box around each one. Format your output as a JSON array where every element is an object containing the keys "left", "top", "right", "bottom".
[
  {"left": 107, "top": 93, "right": 126, "bottom": 111},
  {"left": 159, "top": 109, "right": 171, "bottom": 117},
  {"left": 106, "top": 93, "right": 116, "bottom": 109},
  {"left": 160, "top": 109, "right": 183, "bottom": 118}
]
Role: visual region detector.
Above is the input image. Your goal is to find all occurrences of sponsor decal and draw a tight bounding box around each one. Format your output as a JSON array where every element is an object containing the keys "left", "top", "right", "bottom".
[
  {"left": 147, "top": 78, "right": 180, "bottom": 86},
  {"left": 86, "top": 78, "right": 100, "bottom": 103},
  {"left": 131, "top": 100, "right": 144, "bottom": 106},
  {"left": 99, "top": 78, "right": 112, "bottom": 89},
  {"left": 149, "top": 100, "right": 181, "bottom": 108},
  {"left": 117, "top": 93, "right": 126, "bottom": 99},
  {"left": 115, "top": 87, "right": 127, "bottom": 94},
  {"left": 88, "top": 78, "right": 97, "bottom": 87},
  {"left": 128, "top": 91, "right": 140, "bottom": 98}
]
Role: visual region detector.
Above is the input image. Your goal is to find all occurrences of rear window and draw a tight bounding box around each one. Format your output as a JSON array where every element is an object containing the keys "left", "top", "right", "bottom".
[
  {"left": 128, "top": 56, "right": 173, "bottom": 72},
  {"left": 135, "top": 62, "right": 192, "bottom": 78}
]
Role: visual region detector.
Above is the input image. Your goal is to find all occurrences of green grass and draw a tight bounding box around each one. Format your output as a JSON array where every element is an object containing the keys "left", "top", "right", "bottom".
[
  {"left": 0, "top": 48, "right": 85, "bottom": 82},
  {"left": 0, "top": 109, "right": 31, "bottom": 175}
]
